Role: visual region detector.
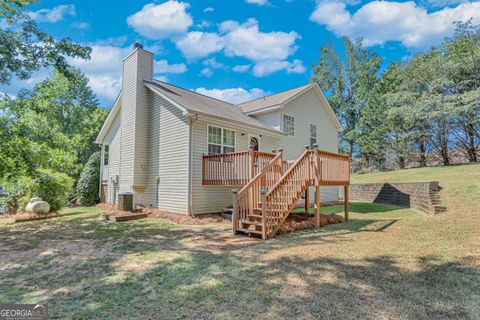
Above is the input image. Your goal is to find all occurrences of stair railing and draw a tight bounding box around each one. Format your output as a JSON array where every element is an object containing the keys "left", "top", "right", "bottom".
[
  {"left": 232, "top": 150, "right": 284, "bottom": 234},
  {"left": 262, "top": 148, "right": 313, "bottom": 238}
]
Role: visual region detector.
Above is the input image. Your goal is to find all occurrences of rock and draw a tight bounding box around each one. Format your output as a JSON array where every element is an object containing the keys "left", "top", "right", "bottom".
[{"left": 25, "top": 198, "right": 50, "bottom": 214}]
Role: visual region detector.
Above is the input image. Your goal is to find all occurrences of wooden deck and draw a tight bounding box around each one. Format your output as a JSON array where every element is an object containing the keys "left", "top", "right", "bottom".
[{"left": 202, "top": 146, "right": 350, "bottom": 240}]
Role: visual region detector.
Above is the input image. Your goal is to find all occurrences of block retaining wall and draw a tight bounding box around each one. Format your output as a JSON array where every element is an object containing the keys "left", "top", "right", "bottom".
[{"left": 349, "top": 182, "right": 446, "bottom": 215}]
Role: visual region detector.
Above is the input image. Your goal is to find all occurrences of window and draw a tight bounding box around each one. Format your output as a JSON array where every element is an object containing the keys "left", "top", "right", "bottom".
[
  {"left": 104, "top": 145, "right": 109, "bottom": 166},
  {"left": 208, "top": 126, "right": 236, "bottom": 155},
  {"left": 283, "top": 114, "right": 295, "bottom": 136},
  {"left": 310, "top": 124, "right": 317, "bottom": 149}
]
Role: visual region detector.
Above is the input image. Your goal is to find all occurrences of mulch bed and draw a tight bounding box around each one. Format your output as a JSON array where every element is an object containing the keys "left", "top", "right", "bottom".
[
  {"left": 13, "top": 213, "right": 63, "bottom": 223},
  {"left": 277, "top": 212, "right": 345, "bottom": 235},
  {"left": 96, "top": 203, "right": 229, "bottom": 225}
]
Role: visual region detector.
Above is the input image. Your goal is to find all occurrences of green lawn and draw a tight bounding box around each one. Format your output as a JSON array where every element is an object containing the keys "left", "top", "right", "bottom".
[{"left": 0, "top": 164, "right": 479, "bottom": 319}]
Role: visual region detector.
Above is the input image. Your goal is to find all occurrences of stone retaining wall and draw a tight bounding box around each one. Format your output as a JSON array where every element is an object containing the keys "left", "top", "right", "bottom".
[{"left": 349, "top": 182, "right": 445, "bottom": 215}]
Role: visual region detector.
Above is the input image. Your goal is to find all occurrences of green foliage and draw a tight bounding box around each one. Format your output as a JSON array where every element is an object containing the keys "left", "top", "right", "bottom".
[
  {"left": 0, "top": 1, "right": 91, "bottom": 85},
  {"left": 28, "top": 169, "right": 73, "bottom": 212},
  {"left": 313, "top": 37, "right": 382, "bottom": 157},
  {"left": 0, "top": 70, "right": 107, "bottom": 180},
  {"left": 0, "top": 176, "right": 33, "bottom": 214},
  {"left": 76, "top": 151, "right": 101, "bottom": 206},
  {"left": 353, "top": 21, "right": 480, "bottom": 170}
]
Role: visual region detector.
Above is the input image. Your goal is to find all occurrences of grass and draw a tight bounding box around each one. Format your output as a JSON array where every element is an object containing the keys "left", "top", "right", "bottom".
[{"left": 0, "top": 164, "right": 479, "bottom": 319}]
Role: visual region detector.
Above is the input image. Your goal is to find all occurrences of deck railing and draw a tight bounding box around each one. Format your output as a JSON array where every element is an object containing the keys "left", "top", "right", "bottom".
[
  {"left": 202, "top": 149, "right": 276, "bottom": 186},
  {"left": 233, "top": 151, "right": 284, "bottom": 236}
]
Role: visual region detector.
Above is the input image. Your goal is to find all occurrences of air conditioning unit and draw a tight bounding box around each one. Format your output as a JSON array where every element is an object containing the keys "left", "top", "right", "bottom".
[{"left": 118, "top": 193, "right": 134, "bottom": 212}]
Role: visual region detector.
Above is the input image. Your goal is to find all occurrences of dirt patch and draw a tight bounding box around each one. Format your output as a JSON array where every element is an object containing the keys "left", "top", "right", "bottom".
[
  {"left": 277, "top": 212, "right": 345, "bottom": 235},
  {"left": 96, "top": 203, "right": 230, "bottom": 225}
]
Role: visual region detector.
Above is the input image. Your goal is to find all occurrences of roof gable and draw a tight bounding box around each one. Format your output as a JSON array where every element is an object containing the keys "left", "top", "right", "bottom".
[
  {"left": 145, "top": 80, "right": 283, "bottom": 135},
  {"left": 95, "top": 91, "right": 122, "bottom": 144},
  {"left": 238, "top": 83, "right": 314, "bottom": 113}
]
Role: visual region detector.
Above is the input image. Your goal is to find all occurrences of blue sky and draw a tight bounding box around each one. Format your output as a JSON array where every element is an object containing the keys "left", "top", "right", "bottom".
[{"left": 2, "top": 0, "right": 480, "bottom": 107}]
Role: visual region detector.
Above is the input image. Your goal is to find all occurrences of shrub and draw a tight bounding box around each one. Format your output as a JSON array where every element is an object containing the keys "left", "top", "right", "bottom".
[
  {"left": 76, "top": 151, "right": 100, "bottom": 206},
  {"left": 1, "top": 176, "right": 33, "bottom": 214},
  {"left": 29, "top": 169, "right": 73, "bottom": 212}
]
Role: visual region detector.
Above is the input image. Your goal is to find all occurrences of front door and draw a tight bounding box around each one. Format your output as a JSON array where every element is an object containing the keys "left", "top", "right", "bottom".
[{"left": 248, "top": 135, "right": 260, "bottom": 151}]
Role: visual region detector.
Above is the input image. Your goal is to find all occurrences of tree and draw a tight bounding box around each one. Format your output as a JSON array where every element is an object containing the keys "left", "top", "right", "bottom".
[
  {"left": 313, "top": 37, "right": 382, "bottom": 158},
  {"left": 76, "top": 151, "right": 101, "bottom": 206},
  {"left": 0, "top": 0, "right": 91, "bottom": 85},
  {"left": 0, "top": 70, "right": 107, "bottom": 180},
  {"left": 443, "top": 21, "right": 480, "bottom": 162}
]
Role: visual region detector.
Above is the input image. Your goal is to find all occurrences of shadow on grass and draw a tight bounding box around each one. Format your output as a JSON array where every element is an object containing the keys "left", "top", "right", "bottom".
[{"left": 1, "top": 209, "right": 478, "bottom": 319}]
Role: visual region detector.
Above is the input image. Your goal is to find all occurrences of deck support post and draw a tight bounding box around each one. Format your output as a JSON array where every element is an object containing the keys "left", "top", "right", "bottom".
[
  {"left": 248, "top": 145, "right": 255, "bottom": 181},
  {"left": 260, "top": 189, "right": 268, "bottom": 240},
  {"left": 304, "top": 188, "right": 309, "bottom": 214},
  {"left": 314, "top": 144, "right": 321, "bottom": 228},
  {"left": 344, "top": 185, "right": 349, "bottom": 222},
  {"left": 232, "top": 189, "right": 239, "bottom": 234}
]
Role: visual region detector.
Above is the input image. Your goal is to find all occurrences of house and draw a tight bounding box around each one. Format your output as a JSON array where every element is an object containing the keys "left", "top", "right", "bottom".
[{"left": 95, "top": 44, "right": 349, "bottom": 238}]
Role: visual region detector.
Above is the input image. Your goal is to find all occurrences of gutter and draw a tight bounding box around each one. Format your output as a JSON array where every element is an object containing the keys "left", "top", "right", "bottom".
[{"left": 187, "top": 113, "right": 198, "bottom": 216}]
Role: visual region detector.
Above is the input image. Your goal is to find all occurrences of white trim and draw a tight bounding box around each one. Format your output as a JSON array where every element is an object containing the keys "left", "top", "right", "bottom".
[
  {"left": 206, "top": 124, "right": 236, "bottom": 155},
  {"left": 311, "top": 84, "right": 342, "bottom": 130},
  {"left": 95, "top": 92, "right": 122, "bottom": 144},
  {"left": 282, "top": 113, "right": 295, "bottom": 137},
  {"left": 145, "top": 83, "right": 188, "bottom": 115},
  {"left": 244, "top": 104, "right": 283, "bottom": 116}
]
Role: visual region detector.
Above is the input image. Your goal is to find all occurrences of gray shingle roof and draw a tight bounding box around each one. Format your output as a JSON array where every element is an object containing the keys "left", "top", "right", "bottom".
[
  {"left": 145, "top": 80, "right": 283, "bottom": 134},
  {"left": 239, "top": 83, "right": 314, "bottom": 113}
]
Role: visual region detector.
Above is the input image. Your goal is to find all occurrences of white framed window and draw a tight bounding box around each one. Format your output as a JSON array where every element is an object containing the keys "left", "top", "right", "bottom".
[
  {"left": 208, "top": 125, "right": 236, "bottom": 155},
  {"left": 310, "top": 124, "right": 317, "bottom": 149},
  {"left": 282, "top": 114, "right": 295, "bottom": 136}
]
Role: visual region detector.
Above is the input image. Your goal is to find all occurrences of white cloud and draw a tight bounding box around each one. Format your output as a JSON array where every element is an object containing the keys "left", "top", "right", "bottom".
[
  {"left": 200, "top": 68, "right": 214, "bottom": 77},
  {"left": 127, "top": 1, "right": 193, "bottom": 39},
  {"left": 71, "top": 22, "right": 90, "bottom": 30},
  {"left": 194, "top": 87, "right": 269, "bottom": 104},
  {"left": 232, "top": 64, "right": 251, "bottom": 73},
  {"left": 155, "top": 60, "right": 187, "bottom": 74},
  {"left": 29, "top": 5, "right": 75, "bottom": 23},
  {"left": 219, "top": 18, "right": 304, "bottom": 76},
  {"left": 310, "top": 1, "right": 480, "bottom": 48},
  {"left": 69, "top": 45, "right": 130, "bottom": 102},
  {"left": 252, "top": 59, "right": 306, "bottom": 77},
  {"left": 245, "top": 0, "right": 271, "bottom": 6},
  {"left": 203, "top": 58, "right": 225, "bottom": 69},
  {"left": 203, "top": 7, "right": 214, "bottom": 12},
  {"left": 221, "top": 18, "right": 299, "bottom": 61},
  {"left": 175, "top": 31, "right": 225, "bottom": 60}
]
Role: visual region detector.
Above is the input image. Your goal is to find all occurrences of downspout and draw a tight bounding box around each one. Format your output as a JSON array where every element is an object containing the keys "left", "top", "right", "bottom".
[
  {"left": 99, "top": 144, "right": 104, "bottom": 201},
  {"left": 187, "top": 113, "right": 197, "bottom": 216}
]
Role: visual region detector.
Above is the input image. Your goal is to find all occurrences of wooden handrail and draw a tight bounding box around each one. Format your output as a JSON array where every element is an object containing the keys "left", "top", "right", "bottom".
[
  {"left": 265, "top": 149, "right": 311, "bottom": 198},
  {"left": 238, "top": 152, "right": 283, "bottom": 197}
]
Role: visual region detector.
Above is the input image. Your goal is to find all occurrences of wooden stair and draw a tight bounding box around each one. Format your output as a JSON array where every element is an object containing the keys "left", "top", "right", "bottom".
[{"left": 233, "top": 146, "right": 350, "bottom": 240}]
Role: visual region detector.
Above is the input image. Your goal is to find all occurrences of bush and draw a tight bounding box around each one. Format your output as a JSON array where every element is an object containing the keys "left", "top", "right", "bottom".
[
  {"left": 76, "top": 151, "right": 100, "bottom": 206},
  {"left": 1, "top": 176, "right": 33, "bottom": 214},
  {"left": 29, "top": 169, "right": 73, "bottom": 212}
]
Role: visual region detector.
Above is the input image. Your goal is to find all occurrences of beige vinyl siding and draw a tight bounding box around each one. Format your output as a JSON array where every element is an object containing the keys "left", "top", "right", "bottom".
[
  {"left": 136, "top": 94, "right": 189, "bottom": 213},
  {"left": 119, "top": 49, "right": 152, "bottom": 194},
  {"left": 104, "top": 110, "right": 121, "bottom": 204},
  {"left": 191, "top": 117, "right": 278, "bottom": 214},
  {"left": 283, "top": 89, "right": 339, "bottom": 202},
  {"left": 254, "top": 112, "right": 281, "bottom": 131},
  {"left": 253, "top": 88, "right": 340, "bottom": 202}
]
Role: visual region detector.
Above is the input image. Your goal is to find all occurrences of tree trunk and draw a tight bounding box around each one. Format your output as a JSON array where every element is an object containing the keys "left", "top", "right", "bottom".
[
  {"left": 418, "top": 136, "right": 427, "bottom": 167},
  {"left": 398, "top": 156, "right": 405, "bottom": 169},
  {"left": 466, "top": 124, "right": 478, "bottom": 162}
]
